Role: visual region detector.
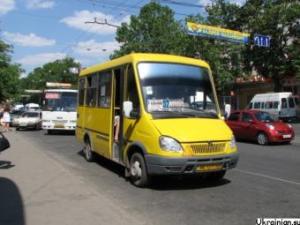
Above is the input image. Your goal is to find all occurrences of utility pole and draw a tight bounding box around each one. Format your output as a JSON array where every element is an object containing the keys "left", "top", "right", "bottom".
[{"left": 85, "top": 17, "right": 120, "bottom": 28}]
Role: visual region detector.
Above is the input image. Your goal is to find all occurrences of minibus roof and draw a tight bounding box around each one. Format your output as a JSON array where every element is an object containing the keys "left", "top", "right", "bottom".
[{"left": 80, "top": 53, "right": 210, "bottom": 76}]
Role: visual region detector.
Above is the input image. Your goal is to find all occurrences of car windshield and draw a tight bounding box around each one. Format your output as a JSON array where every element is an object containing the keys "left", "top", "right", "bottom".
[
  {"left": 43, "top": 92, "right": 77, "bottom": 112},
  {"left": 23, "top": 112, "right": 39, "bottom": 118},
  {"left": 255, "top": 111, "right": 274, "bottom": 122},
  {"left": 138, "top": 63, "right": 218, "bottom": 119}
]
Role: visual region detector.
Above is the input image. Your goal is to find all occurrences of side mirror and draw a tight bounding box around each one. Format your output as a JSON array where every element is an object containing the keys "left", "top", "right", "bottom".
[
  {"left": 0, "top": 133, "right": 10, "bottom": 152},
  {"left": 123, "top": 101, "right": 133, "bottom": 118}
]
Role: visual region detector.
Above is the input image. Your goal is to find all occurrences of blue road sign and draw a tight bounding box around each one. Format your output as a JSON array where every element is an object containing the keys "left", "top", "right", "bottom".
[{"left": 254, "top": 35, "right": 271, "bottom": 47}]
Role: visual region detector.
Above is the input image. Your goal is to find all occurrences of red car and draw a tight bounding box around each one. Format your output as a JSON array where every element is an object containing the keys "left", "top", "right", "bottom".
[{"left": 226, "top": 110, "right": 294, "bottom": 145}]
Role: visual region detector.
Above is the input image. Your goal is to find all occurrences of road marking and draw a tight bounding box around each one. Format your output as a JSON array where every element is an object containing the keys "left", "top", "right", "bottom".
[{"left": 235, "top": 169, "right": 300, "bottom": 186}]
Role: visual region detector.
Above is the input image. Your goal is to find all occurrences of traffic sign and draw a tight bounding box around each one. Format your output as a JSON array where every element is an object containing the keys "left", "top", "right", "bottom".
[{"left": 254, "top": 35, "right": 271, "bottom": 47}]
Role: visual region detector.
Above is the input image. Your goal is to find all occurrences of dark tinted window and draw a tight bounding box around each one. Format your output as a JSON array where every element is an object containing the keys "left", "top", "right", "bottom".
[
  {"left": 254, "top": 102, "right": 260, "bottom": 109},
  {"left": 281, "top": 98, "right": 287, "bottom": 108},
  {"left": 255, "top": 111, "right": 274, "bottom": 122},
  {"left": 288, "top": 98, "right": 295, "bottom": 108},
  {"left": 228, "top": 112, "right": 240, "bottom": 121},
  {"left": 85, "top": 74, "right": 97, "bottom": 107},
  {"left": 126, "top": 65, "right": 139, "bottom": 111},
  {"left": 242, "top": 112, "right": 253, "bottom": 122},
  {"left": 78, "top": 78, "right": 85, "bottom": 106},
  {"left": 98, "top": 71, "right": 112, "bottom": 108}
]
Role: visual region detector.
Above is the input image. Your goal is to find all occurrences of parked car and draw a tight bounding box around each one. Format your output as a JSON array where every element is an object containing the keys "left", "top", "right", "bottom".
[
  {"left": 226, "top": 110, "right": 294, "bottom": 145},
  {"left": 10, "top": 110, "right": 25, "bottom": 127},
  {"left": 15, "top": 112, "right": 42, "bottom": 130}
]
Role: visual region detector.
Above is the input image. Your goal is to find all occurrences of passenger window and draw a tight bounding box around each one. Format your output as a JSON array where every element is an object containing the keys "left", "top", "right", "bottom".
[
  {"left": 242, "top": 113, "right": 253, "bottom": 122},
  {"left": 78, "top": 78, "right": 85, "bottom": 106},
  {"left": 281, "top": 98, "right": 287, "bottom": 109},
  {"left": 86, "top": 74, "right": 97, "bottom": 107},
  {"left": 228, "top": 112, "right": 240, "bottom": 121},
  {"left": 273, "top": 101, "right": 279, "bottom": 109},
  {"left": 288, "top": 98, "right": 295, "bottom": 108},
  {"left": 98, "top": 72, "right": 112, "bottom": 108},
  {"left": 254, "top": 102, "right": 260, "bottom": 109},
  {"left": 126, "top": 65, "right": 140, "bottom": 112}
]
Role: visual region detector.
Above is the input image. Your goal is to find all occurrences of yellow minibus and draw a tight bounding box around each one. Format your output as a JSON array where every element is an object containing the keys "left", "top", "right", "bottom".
[{"left": 76, "top": 53, "right": 238, "bottom": 187}]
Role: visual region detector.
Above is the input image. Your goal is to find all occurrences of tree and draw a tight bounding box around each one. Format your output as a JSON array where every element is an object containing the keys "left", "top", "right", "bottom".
[
  {"left": 22, "top": 58, "right": 80, "bottom": 90},
  {"left": 240, "top": 0, "right": 300, "bottom": 91},
  {"left": 0, "top": 40, "right": 22, "bottom": 102},
  {"left": 112, "top": 2, "right": 187, "bottom": 58}
]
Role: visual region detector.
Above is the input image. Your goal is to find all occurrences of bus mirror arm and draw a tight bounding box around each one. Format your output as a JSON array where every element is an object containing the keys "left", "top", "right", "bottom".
[{"left": 129, "top": 110, "right": 140, "bottom": 119}]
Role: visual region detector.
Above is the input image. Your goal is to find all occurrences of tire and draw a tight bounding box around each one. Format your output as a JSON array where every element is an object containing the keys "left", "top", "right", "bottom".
[
  {"left": 16, "top": 127, "right": 19, "bottom": 131},
  {"left": 129, "top": 153, "right": 150, "bottom": 187},
  {"left": 83, "top": 139, "right": 94, "bottom": 162},
  {"left": 257, "top": 132, "right": 268, "bottom": 145},
  {"left": 206, "top": 171, "right": 226, "bottom": 182},
  {"left": 47, "top": 130, "right": 52, "bottom": 135}
]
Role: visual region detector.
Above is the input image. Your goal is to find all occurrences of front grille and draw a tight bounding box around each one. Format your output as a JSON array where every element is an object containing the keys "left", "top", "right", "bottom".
[
  {"left": 191, "top": 142, "right": 226, "bottom": 154},
  {"left": 52, "top": 120, "right": 68, "bottom": 123}
]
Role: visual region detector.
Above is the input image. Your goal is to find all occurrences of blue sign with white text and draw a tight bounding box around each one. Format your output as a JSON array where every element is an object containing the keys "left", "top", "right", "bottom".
[{"left": 254, "top": 35, "right": 271, "bottom": 47}]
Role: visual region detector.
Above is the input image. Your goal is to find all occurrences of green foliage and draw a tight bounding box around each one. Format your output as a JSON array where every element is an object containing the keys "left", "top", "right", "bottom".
[
  {"left": 111, "top": 2, "right": 187, "bottom": 58},
  {"left": 0, "top": 40, "right": 22, "bottom": 102},
  {"left": 241, "top": 0, "right": 300, "bottom": 90},
  {"left": 22, "top": 58, "right": 80, "bottom": 90}
]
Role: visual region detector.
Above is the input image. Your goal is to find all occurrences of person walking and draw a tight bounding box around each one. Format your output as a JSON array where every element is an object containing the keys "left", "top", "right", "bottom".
[{"left": 2, "top": 106, "right": 11, "bottom": 132}]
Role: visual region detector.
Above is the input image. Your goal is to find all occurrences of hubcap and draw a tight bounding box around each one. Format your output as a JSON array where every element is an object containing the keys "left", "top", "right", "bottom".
[
  {"left": 131, "top": 160, "right": 142, "bottom": 178},
  {"left": 258, "top": 134, "right": 266, "bottom": 145}
]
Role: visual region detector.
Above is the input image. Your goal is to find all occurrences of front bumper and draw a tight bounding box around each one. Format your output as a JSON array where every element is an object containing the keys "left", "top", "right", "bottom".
[{"left": 145, "top": 153, "right": 239, "bottom": 175}]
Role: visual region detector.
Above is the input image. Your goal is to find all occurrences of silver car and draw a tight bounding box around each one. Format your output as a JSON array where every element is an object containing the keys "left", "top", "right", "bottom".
[{"left": 15, "top": 112, "right": 42, "bottom": 130}]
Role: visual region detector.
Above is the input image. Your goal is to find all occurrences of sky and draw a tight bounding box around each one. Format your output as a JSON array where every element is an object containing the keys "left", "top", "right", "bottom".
[{"left": 0, "top": 0, "right": 246, "bottom": 77}]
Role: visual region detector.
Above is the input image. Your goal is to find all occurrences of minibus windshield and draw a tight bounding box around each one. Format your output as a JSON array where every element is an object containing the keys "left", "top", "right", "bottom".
[
  {"left": 138, "top": 63, "right": 218, "bottom": 119},
  {"left": 44, "top": 92, "right": 77, "bottom": 112}
]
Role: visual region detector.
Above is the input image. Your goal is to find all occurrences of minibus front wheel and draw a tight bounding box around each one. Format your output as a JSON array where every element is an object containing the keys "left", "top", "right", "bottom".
[{"left": 129, "top": 153, "right": 150, "bottom": 187}]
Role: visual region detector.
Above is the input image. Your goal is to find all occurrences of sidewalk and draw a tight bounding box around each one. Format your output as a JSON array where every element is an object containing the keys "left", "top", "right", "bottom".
[{"left": 0, "top": 132, "right": 141, "bottom": 225}]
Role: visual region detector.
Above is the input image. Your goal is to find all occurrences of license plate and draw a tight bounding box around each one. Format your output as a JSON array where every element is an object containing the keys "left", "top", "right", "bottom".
[
  {"left": 54, "top": 122, "right": 65, "bottom": 128},
  {"left": 196, "top": 164, "right": 223, "bottom": 172},
  {"left": 283, "top": 134, "right": 292, "bottom": 139}
]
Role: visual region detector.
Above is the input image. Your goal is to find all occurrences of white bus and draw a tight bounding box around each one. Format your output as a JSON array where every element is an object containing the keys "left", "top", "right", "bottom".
[
  {"left": 248, "top": 92, "right": 300, "bottom": 121},
  {"left": 42, "top": 89, "right": 78, "bottom": 133}
]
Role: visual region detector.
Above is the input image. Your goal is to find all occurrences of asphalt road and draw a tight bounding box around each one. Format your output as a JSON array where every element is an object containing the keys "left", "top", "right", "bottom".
[{"left": 18, "top": 129, "right": 300, "bottom": 225}]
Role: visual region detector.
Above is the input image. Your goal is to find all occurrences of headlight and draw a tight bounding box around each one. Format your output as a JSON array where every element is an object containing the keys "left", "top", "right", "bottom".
[
  {"left": 230, "top": 136, "right": 236, "bottom": 149},
  {"left": 287, "top": 123, "right": 293, "bottom": 129},
  {"left": 266, "top": 124, "right": 275, "bottom": 130},
  {"left": 159, "top": 136, "right": 182, "bottom": 152}
]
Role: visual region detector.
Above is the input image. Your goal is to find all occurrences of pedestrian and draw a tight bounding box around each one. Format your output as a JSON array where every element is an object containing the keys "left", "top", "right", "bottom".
[{"left": 2, "top": 106, "right": 11, "bottom": 132}]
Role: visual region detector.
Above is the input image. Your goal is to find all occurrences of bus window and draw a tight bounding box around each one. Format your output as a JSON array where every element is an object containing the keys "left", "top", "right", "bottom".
[
  {"left": 288, "top": 97, "right": 295, "bottom": 108},
  {"left": 281, "top": 98, "right": 287, "bottom": 108},
  {"left": 78, "top": 78, "right": 85, "bottom": 106},
  {"left": 261, "top": 102, "right": 265, "bottom": 109},
  {"left": 254, "top": 102, "right": 260, "bottom": 109},
  {"left": 273, "top": 101, "right": 279, "bottom": 109},
  {"left": 126, "top": 65, "right": 140, "bottom": 112},
  {"left": 86, "top": 74, "right": 97, "bottom": 107},
  {"left": 98, "top": 71, "right": 112, "bottom": 108}
]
